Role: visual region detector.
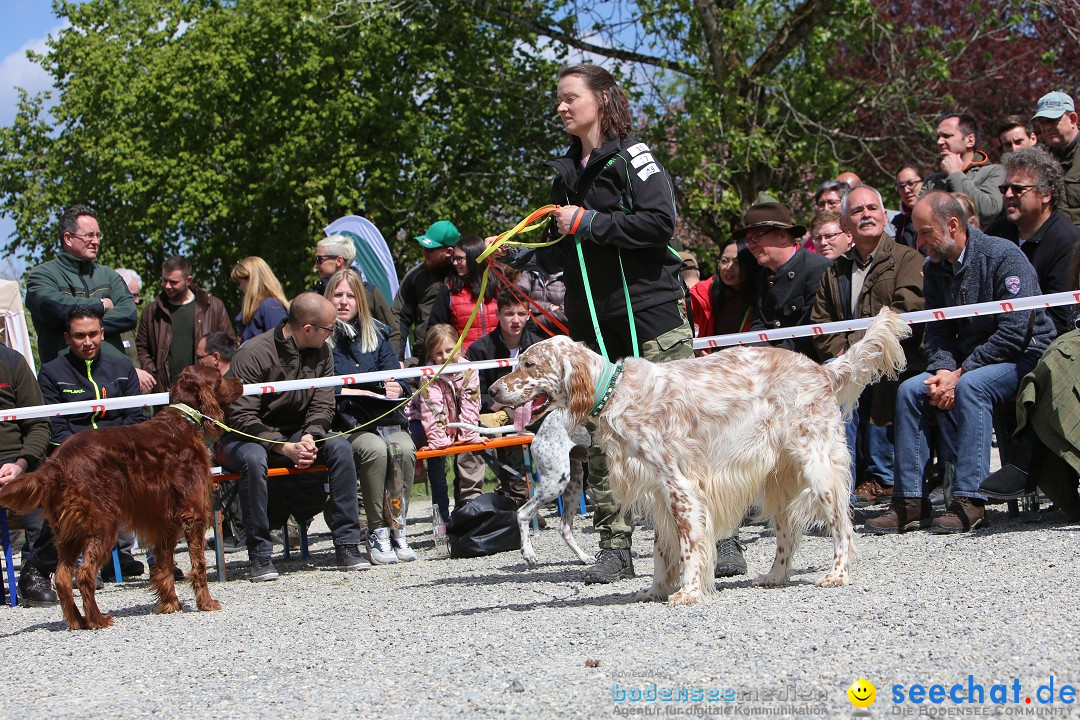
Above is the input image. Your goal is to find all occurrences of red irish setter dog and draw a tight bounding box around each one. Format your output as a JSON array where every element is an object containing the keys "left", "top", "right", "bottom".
[{"left": 0, "top": 364, "right": 242, "bottom": 630}]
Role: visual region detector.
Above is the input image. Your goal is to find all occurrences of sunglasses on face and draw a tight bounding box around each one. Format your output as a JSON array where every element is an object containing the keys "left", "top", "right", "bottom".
[{"left": 998, "top": 184, "right": 1038, "bottom": 197}]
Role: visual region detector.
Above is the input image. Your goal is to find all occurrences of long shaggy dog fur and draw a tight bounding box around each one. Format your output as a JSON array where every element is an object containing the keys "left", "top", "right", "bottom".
[
  {"left": 0, "top": 365, "right": 242, "bottom": 629},
  {"left": 491, "top": 309, "right": 911, "bottom": 605}
]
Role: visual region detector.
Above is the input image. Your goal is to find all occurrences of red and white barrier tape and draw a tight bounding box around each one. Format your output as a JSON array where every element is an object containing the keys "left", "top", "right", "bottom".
[
  {"left": 5, "top": 290, "right": 1076, "bottom": 421},
  {"left": 0, "top": 358, "right": 515, "bottom": 422},
  {"left": 692, "top": 290, "right": 1078, "bottom": 351}
]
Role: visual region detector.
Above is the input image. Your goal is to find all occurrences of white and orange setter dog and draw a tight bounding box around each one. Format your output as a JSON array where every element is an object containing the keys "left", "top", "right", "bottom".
[{"left": 490, "top": 309, "right": 910, "bottom": 605}]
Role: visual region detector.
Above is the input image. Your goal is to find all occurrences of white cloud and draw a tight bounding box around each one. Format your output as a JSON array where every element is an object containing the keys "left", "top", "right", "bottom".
[{"left": 0, "top": 24, "right": 64, "bottom": 127}]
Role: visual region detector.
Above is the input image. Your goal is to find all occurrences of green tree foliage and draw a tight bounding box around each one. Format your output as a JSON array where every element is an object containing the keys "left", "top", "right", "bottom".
[
  {"left": 0, "top": 0, "right": 562, "bottom": 304},
  {"left": 469, "top": 0, "right": 1080, "bottom": 260},
  {"left": 5, "top": 0, "right": 1079, "bottom": 286}
]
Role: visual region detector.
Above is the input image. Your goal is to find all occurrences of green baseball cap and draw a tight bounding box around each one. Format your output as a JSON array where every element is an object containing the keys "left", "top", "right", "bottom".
[{"left": 414, "top": 220, "right": 460, "bottom": 249}]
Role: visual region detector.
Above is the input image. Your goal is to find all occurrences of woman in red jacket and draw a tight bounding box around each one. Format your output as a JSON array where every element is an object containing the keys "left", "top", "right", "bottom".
[
  {"left": 688, "top": 238, "right": 756, "bottom": 345},
  {"left": 426, "top": 235, "right": 499, "bottom": 354}
]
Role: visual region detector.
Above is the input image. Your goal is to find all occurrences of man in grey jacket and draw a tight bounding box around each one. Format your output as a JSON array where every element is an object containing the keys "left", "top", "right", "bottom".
[
  {"left": 922, "top": 113, "right": 1005, "bottom": 228},
  {"left": 867, "top": 192, "right": 1055, "bottom": 535}
]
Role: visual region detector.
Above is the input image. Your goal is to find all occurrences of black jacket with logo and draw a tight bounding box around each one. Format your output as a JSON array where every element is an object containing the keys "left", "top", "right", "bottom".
[
  {"left": 37, "top": 351, "right": 146, "bottom": 447},
  {"left": 510, "top": 135, "right": 684, "bottom": 331}
]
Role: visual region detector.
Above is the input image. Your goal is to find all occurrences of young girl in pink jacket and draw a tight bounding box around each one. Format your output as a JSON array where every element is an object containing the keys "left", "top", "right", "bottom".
[{"left": 407, "top": 324, "right": 483, "bottom": 525}]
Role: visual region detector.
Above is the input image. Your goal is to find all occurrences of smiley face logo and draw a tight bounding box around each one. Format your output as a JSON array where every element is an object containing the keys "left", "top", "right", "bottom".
[{"left": 848, "top": 678, "right": 876, "bottom": 708}]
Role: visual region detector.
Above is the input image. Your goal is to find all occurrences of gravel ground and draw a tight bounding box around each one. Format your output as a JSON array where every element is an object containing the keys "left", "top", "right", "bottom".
[{"left": 1, "top": 491, "right": 1078, "bottom": 720}]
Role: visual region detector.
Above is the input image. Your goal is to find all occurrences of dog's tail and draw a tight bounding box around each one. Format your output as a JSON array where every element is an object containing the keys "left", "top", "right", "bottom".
[
  {"left": 0, "top": 465, "right": 53, "bottom": 513},
  {"left": 821, "top": 308, "right": 911, "bottom": 419}
]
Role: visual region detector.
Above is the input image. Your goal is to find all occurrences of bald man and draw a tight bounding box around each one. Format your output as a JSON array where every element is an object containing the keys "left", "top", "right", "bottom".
[
  {"left": 836, "top": 171, "right": 862, "bottom": 187},
  {"left": 219, "top": 293, "right": 370, "bottom": 580}
]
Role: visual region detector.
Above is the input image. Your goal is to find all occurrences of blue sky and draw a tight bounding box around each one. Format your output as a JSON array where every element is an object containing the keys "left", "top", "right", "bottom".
[{"left": 0, "top": 1, "right": 69, "bottom": 280}]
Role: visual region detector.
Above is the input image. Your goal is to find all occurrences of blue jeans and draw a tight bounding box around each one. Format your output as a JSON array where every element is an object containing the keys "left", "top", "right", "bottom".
[
  {"left": 893, "top": 363, "right": 1031, "bottom": 500},
  {"left": 845, "top": 388, "right": 896, "bottom": 489},
  {"left": 410, "top": 420, "right": 450, "bottom": 523},
  {"left": 219, "top": 432, "right": 362, "bottom": 559}
]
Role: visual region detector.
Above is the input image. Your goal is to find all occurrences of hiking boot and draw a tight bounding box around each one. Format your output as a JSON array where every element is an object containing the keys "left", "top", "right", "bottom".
[
  {"left": 714, "top": 536, "right": 747, "bottom": 578},
  {"left": 931, "top": 498, "right": 987, "bottom": 534},
  {"left": 864, "top": 498, "right": 931, "bottom": 534},
  {"left": 853, "top": 479, "right": 884, "bottom": 508},
  {"left": 367, "top": 527, "right": 398, "bottom": 565},
  {"left": 980, "top": 464, "right": 1036, "bottom": 501},
  {"left": 335, "top": 544, "right": 372, "bottom": 571},
  {"left": 249, "top": 556, "right": 279, "bottom": 582},
  {"left": 583, "top": 548, "right": 635, "bottom": 584},
  {"left": 17, "top": 565, "right": 57, "bottom": 606},
  {"left": 928, "top": 484, "right": 947, "bottom": 507},
  {"left": 391, "top": 527, "right": 417, "bottom": 562}
]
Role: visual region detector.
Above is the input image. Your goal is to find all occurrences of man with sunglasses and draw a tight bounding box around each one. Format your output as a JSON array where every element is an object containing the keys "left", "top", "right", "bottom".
[
  {"left": 219, "top": 292, "right": 369, "bottom": 580},
  {"left": 737, "top": 202, "right": 831, "bottom": 358},
  {"left": 309, "top": 234, "right": 401, "bottom": 357},
  {"left": 994, "top": 146, "right": 1080, "bottom": 336},
  {"left": 25, "top": 205, "right": 138, "bottom": 364}
]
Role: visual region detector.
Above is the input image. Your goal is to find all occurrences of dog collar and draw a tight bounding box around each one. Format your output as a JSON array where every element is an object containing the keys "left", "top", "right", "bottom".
[
  {"left": 590, "top": 361, "right": 623, "bottom": 417},
  {"left": 169, "top": 402, "right": 202, "bottom": 425}
]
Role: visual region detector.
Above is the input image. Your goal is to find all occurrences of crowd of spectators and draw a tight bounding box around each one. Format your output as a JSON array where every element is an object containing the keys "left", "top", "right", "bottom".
[{"left": 2, "top": 85, "right": 1080, "bottom": 603}]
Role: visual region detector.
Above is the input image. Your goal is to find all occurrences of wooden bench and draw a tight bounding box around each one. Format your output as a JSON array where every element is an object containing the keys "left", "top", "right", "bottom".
[{"left": 208, "top": 434, "right": 538, "bottom": 581}]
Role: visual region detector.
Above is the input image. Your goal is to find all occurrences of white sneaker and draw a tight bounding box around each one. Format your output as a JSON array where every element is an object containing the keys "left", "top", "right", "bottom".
[
  {"left": 367, "top": 527, "right": 398, "bottom": 565},
  {"left": 391, "top": 527, "right": 417, "bottom": 562}
]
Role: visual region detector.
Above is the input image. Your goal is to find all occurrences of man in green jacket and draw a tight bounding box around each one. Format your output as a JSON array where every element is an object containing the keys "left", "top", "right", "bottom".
[{"left": 25, "top": 205, "right": 138, "bottom": 364}]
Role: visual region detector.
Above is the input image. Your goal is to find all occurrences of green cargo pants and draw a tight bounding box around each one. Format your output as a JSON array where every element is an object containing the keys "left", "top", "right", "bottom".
[{"left": 591, "top": 316, "right": 694, "bottom": 548}]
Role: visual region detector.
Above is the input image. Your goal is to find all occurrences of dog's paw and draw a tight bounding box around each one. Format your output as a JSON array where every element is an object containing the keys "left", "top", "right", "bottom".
[
  {"left": 86, "top": 614, "right": 114, "bottom": 630},
  {"left": 521, "top": 551, "right": 539, "bottom": 568},
  {"left": 198, "top": 598, "right": 222, "bottom": 612},
  {"left": 668, "top": 588, "right": 703, "bottom": 606},
  {"left": 816, "top": 572, "right": 850, "bottom": 588},
  {"left": 635, "top": 587, "right": 665, "bottom": 603},
  {"left": 155, "top": 599, "right": 183, "bottom": 615},
  {"left": 752, "top": 573, "right": 787, "bottom": 588}
]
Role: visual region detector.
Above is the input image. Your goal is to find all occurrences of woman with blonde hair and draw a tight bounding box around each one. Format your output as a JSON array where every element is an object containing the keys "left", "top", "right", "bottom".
[
  {"left": 230, "top": 256, "right": 290, "bottom": 341},
  {"left": 326, "top": 268, "right": 418, "bottom": 563}
]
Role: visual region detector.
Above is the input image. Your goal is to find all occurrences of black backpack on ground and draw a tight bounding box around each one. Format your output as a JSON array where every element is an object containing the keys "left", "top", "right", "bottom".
[{"left": 447, "top": 492, "right": 522, "bottom": 558}]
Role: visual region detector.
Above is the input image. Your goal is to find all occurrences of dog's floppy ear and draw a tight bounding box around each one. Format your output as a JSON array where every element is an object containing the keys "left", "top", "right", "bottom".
[
  {"left": 171, "top": 365, "right": 225, "bottom": 428},
  {"left": 215, "top": 375, "right": 244, "bottom": 408},
  {"left": 565, "top": 344, "right": 594, "bottom": 425}
]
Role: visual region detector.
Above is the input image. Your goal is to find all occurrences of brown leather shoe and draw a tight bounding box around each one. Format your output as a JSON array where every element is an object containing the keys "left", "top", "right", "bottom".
[
  {"left": 930, "top": 497, "right": 986, "bottom": 534},
  {"left": 853, "top": 479, "right": 883, "bottom": 507},
  {"left": 864, "top": 497, "right": 931, "bottom": 534}
]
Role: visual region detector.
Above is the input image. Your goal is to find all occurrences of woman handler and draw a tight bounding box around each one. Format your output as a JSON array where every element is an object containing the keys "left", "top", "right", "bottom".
[{"left": 496, "top": 63, "right": 705, "bottom": 584}]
